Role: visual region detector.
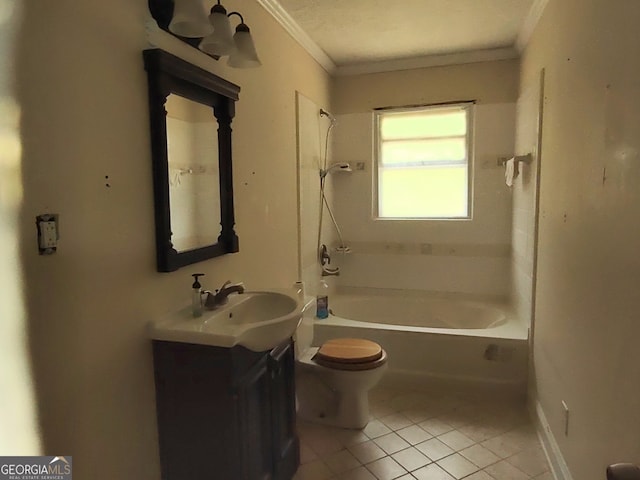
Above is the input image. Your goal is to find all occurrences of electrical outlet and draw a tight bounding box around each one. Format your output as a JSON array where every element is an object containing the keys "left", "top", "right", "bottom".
[
  {"left": 562, "top": 400, "right": 569, "bottom": 436},
  {"left": 36, "top": 214, "right": 59, "bottom": 255}
]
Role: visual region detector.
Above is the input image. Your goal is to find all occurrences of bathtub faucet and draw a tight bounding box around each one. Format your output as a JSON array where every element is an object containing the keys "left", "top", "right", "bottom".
[{"left": 319, "top": 244, "right": 331, "bottom": 266}]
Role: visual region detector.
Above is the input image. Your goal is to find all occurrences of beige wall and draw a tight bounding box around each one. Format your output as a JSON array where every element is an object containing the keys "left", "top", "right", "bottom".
[
  {"left": 523, "top": 1, "right": 640, "bottom": 478},
  {"left": 16, "top": 0, "right": 330, "bottom": 478},
  {"left": 331, "top": 61, "right": 519, "bottom": 298},
  {"left": 0, "top": 0, "right": 42, "bottom": 454},
  {"left": 333, "top": 59, "right": 519, "bottom": 114}
]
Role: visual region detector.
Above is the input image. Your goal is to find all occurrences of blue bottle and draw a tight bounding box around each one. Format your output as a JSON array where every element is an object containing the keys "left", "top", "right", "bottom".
[{"left": 316, "top": 280, "right": 329, "bottom": 319}]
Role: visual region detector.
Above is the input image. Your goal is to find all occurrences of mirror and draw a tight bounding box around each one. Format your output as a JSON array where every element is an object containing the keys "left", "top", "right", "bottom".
[
  {"left": 143, "top": 49, "right": 240, "bottom": 272},
  {"left": 166, "top": 95, "right": 221, "bottom": 252}
]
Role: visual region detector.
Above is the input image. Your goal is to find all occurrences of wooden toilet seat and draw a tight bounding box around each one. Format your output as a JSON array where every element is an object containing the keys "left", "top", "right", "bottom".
[{"left": 314, "top": 338, "right": 387, "bottom": 371}]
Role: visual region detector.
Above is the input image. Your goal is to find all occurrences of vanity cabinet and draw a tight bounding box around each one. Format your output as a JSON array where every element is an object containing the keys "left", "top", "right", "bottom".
[{"left": 152, "top": 338, "right": 299, "bottom": 480}]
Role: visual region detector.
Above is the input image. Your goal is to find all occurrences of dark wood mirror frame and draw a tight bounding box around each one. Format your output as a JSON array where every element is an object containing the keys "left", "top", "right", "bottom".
[{"left": 143, "top": 49, "right": 240, "bottom": 272}]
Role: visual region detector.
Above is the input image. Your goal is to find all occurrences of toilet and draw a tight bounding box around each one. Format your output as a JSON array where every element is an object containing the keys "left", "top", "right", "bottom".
[{"left": 294, "top": 303, "right": 388, "bottom": 429}]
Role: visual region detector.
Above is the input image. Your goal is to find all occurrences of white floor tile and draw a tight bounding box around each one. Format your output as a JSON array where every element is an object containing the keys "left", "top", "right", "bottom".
[
  {"left": 380, "top": 413, "right": 413, "bottom": 431},
  {"left": 412, "top": 463, "right": 456, "bottom": 480},
  {"left": 532, "top": 471, "right": 554, "bottom": 480},
  {"left": 506, "top": 447, "right": 549, "bottom": 477},
  {"left": 484, "top": 460, "right": 530, "bottom": 480},
  {"left": 395, "top": 425, "right": 432, "bottom": 445},
  {"left": 366, "top": 456, "right": 408, "bottom": 480},
  {"left": 437, "top": 430, "right": 475, "bottom": 451},
  {"left": 458, "top": 444, "right": 501, "bottom": 469},
  {"left": 298, "top": 385, "right": 545, "bottom": 480},
  {"left": 348, "top": 441, "right": 387, "bottom": 464},
  {"left": 463, "top": 471, "right": 494, "bottom": 480},
  {"left": 294, "top": 459, "right": 334, "bottom": 480},
  {"left": 400, "top": 406, "right": 433, "bottom": 424},
  {"left": 303, "top": 425, "right": 345, "bottom": 456},
  {"left": 324, "top": 450, "right": 363, "bottom": 475},
  {"left": 415, "top": 438, "right": 455, "bottom": 461},
  {"left": 301, "top": 442, "right": 319, "bottom": 464},
  {"left": 391, "top": 447, "right": 432, "bottom": 472},
  {"left": 374, "top": 432, "right": 411, "bottom": 455},
  {"left": 501, "top": 426, "right": 540, "bottom": 452},
  {"left": 335, "top": 429, "right": 371, "bottom": 447},
  {"left": 418, "top": 418, "right": 455, "bottom": 437},
  {"left": 389, "top": 393, "right": 425, "bottom": 412},
  {"left": 364, "top": 420, "right": 393, "bottom": 439},
  {"left": 437, "top": 453, "right": 479, "bottom": 479},
  {"left": 338, "top": 465, "right": 378, "bottom": 480},
  {"left": 370, "top": 403, "right": 396, "bottom": 419},
  {"left": 457, "top": 422, "right": 504, "bottom": 443},
  {"left": 481, "top": 434, "right": 525, "bottom": 459}
]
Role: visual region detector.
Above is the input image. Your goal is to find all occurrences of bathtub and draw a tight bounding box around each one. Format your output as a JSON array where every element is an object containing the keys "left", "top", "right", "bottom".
[{"left": 312, "top": 290, "right": 529, "bottom": 392}]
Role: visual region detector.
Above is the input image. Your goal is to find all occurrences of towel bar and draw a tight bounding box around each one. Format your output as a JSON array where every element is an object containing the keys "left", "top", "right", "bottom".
[{"left": 497, "top": 154, "right": 533, "bottom": 166}]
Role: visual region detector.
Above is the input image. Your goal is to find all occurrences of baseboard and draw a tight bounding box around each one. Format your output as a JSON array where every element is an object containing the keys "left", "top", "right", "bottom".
[{"left": 532, "top": 399, "right": 574, "bottom": 480}]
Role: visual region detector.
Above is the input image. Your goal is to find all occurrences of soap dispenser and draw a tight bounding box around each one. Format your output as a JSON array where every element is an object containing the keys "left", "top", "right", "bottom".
[{"left": 191, "top": 273, "right": 205, "bottom": 318}]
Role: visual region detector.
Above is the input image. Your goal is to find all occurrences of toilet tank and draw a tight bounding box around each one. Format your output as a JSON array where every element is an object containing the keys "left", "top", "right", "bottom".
[{"left": 294, "top": 296, "right": 316, "bottom": 357}]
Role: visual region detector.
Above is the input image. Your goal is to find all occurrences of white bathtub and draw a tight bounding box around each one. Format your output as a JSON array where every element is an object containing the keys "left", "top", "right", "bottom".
[{"left": 312, "top": 290, "right": 529, "bottom": 392}]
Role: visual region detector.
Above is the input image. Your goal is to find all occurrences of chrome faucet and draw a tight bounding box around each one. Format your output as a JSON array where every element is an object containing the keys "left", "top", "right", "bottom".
[
  {"left": 319, "top": 244, "right": 340, "bottom": 276},
  {"left": 204, "top": 280, "right": 245, "bottom": 309}
]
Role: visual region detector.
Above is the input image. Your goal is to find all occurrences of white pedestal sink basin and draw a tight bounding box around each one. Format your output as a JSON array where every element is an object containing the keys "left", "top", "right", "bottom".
[{"left": 149, "top": 289, "right": 304, "bottom": 352}]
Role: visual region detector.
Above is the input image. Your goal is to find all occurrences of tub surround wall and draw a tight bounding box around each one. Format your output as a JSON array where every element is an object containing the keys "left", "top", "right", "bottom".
[
  {"left": 295, "top": 92, "right": 337, "bottom": 291},
  {"left": 17, "top": 1, "right": 330, "bottom": 478},
  {"left": 511, "top": 71, "right": 543, "bottom": 330},
  {"left": 522, "top": 1, "right": 640, "bottom": 479},
  {"left": 329, "top": 67, "right": 518, "bottom": 297}
]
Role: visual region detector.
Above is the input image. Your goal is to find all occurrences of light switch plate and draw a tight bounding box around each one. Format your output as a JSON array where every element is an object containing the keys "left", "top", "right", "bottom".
[{"left": 36, "top": 214, "right": 59, "bottom": 255}]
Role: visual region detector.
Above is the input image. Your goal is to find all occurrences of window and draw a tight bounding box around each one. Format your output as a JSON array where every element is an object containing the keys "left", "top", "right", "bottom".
[{"left": 375, "top": 103, "right": 473, "bottom": 219}]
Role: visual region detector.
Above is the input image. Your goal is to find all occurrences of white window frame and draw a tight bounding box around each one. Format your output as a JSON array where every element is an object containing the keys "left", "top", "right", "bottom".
[{"left": 374, "top": 102, "right": 474, "bottom": 220}]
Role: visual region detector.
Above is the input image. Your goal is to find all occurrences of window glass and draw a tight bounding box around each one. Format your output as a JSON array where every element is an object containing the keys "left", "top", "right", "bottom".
[{"left": 376, "top": 103, "right": 472, "bottom": 219}]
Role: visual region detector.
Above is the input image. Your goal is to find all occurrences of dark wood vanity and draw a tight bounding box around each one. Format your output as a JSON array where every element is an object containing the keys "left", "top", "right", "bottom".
[{"left": 152, "top": 338, "right": 299, "bottom": 480}]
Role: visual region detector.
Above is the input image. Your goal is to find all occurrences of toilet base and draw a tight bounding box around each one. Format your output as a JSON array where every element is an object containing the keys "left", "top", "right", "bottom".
[{"left": 296, "top": 371, "right": 374, "bottom": 430}]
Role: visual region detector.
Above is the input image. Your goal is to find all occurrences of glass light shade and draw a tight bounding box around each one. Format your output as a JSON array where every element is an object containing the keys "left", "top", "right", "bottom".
[
  {"left": 199, "top": 5, "right": 236, "bottom": 56},
  {"left": 169, "top": 0, "right": 214, "bottom": 38},
  {"left": 227, "top": 24, "right": 261, "bottom": 68}
]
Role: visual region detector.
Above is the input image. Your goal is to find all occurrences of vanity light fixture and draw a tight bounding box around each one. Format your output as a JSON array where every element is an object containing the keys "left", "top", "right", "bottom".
[
  {"left": 225, "top": 12, "right": 261, "bottom": 68},
  {"left": 199, "top": 1, "right": 235, "bottom": 56},
  {"left": 165, "top": 0, "right": 261, "bottom": 68},
  {"left": 168, "top": 0, "right": 214, "bottom": 38}
]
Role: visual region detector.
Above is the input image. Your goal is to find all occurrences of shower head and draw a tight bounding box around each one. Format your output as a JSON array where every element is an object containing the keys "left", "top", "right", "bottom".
[
  {"left": 320, "top": 162, "right": 352, "bottom": 178},
  {"left": 329, "top": 162, "right": 352, "bottom": 173},
  {"left": 319, "top": 108, "right": 337, "bottom": 125}
]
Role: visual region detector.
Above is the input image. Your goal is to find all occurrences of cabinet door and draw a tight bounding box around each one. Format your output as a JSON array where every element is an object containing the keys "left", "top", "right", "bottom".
[
  {"left": 235, "top": 357, "right": 273, "bottom": 480},
  {"left": 268, "top": 340, "right": 299, "bottom": 480}
]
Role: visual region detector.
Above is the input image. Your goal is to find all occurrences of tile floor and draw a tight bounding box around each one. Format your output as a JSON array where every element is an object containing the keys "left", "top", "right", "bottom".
[{"left": 294, "top": 386, "right": 551, "bottom": 480}]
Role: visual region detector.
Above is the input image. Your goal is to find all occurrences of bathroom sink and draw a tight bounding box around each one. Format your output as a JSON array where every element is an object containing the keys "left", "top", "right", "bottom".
[{"left": 149, "top": 289, "right": 304, "bottom": 352}]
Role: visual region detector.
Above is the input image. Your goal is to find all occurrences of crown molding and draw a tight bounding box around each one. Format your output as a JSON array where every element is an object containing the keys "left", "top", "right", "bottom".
[
  {"left": 517, "top": 0, "right": 550, "bottom": 52},
  {"left": 257, "top": 0, "right": 538, "bottom": 77},
  {"left": 256, "top": 0, "right": 336, "bottom": 74},
  {"left": 334, "top": 47, "right": 519, "bottom": 77}
]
